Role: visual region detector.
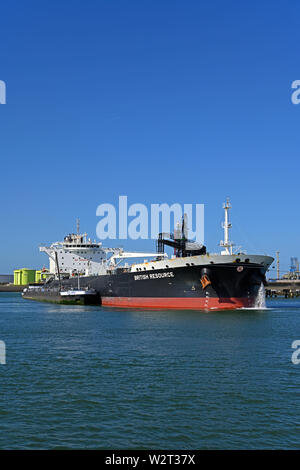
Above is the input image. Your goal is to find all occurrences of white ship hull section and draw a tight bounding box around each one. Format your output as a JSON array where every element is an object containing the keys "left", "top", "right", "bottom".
[{"left": 131, "top": 254, "right": 273, "bottom": 273}]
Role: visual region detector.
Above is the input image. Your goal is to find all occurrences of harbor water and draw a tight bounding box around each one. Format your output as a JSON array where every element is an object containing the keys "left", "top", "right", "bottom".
[{"left": 0, "top": 292, "right": 299, "bottom": 449}]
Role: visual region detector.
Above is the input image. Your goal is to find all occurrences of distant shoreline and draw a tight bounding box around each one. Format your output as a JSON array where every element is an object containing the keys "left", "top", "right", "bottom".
[{"left": 0, "top": 285, "right": 25, "bottom": 292}]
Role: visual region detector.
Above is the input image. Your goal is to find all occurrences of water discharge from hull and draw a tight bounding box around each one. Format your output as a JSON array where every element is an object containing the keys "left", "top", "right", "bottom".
[
  {"left": 237, "top": 283, "right": 268, "bottom": 311},
  {"left": 253, "top": 282, "right": 267, "bottom": 309}
]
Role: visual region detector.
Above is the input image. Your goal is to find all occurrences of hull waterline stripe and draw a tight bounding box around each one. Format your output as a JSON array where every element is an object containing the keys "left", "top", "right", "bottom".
[{"left": 101, "top": 296, "right": 253, "bottom": 310}]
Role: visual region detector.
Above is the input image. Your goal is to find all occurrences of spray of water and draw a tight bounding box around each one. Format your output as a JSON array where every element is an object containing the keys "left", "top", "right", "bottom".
[
  {"left": 253, "top": 282, "right": 267, "bottom": 309},
  {"left": 238, "top": 282, "right": 268, "bottom": 310}
]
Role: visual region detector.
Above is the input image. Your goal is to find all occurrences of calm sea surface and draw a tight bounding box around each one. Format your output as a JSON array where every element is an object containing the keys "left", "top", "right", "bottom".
[{"left": 0, "top": 292, "right": 299, "bottom": 449}]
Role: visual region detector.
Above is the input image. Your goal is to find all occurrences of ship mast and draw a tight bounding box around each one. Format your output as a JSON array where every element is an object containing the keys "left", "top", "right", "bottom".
[{"left": 220, "top": 198, "right": 234, "bottom": 255}]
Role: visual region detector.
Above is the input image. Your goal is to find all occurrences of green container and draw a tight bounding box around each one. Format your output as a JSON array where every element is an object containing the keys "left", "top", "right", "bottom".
[
  {"left": 21, "top": 269, "right": 36, "bottom": 285},
  {"left": 14, "top": 270, "right": 22, "bottom": 285},
  {"left": 35, "top": 270, "right": 41, "bottom": 283}
]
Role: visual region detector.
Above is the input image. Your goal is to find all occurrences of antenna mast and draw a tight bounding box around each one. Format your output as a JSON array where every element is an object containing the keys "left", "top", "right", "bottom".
[
  {"left": 76, "top": 218, "right": 80, "bottom": 235},
  {"left": 220, "top": 198, "right": 234, "bottom": 255},
  {"left": 276, "top": 251, "right": 280, "bottom": 280}
]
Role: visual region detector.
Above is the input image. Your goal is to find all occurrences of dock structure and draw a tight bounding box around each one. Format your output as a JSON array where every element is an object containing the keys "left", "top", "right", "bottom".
[
  {"left": 0, "top": 284, "right": 25, "bottom": 292},
  {"left": 266, "top": 280, "right": 300, "bottom": 298}
]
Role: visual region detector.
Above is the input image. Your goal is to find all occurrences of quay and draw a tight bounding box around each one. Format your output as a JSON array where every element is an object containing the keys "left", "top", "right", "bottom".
[
  {"left": 266, "top": 280, "right": 300, "bottom": 298},
  {"left": 0, "top": 284, "right": 25, "bottom": 292}
]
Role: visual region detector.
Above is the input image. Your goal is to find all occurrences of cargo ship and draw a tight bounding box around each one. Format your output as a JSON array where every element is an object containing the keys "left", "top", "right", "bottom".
[{"left": 22, "top": 200, "right": 274, "bottom": 310}]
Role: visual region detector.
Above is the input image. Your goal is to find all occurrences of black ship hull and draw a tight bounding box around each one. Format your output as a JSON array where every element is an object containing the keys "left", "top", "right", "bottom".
[{"left": 23, "top": 260, "right": 269, "bottom": 310}]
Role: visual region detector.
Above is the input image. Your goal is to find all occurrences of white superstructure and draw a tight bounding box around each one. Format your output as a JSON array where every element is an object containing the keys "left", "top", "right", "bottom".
[
  {"left": 40, "top": 232, "right": 111, "bottom": 276},
  {"left": 40, "top": 225, "right": 166, "bottom": 277}
]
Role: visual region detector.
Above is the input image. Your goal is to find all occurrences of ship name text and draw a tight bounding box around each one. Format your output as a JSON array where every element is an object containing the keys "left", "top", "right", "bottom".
[{"left": 134, "top": 271, "right": 174, "bottom": 281}]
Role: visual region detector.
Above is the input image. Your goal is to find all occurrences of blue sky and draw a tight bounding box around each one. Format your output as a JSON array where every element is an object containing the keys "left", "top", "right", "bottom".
[{"left": 0, "top": 0, "right": 299, "bottom": 276}]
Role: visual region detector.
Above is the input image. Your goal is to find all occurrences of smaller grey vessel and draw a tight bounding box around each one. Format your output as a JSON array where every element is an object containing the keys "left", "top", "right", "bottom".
[{"left": 22, "top": 285, "right": 99, "bottom": 305}]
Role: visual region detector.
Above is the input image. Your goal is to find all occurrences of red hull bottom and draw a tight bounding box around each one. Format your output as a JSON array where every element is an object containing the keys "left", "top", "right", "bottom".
[{"left": 101, "top": 296, "right": 254, "bottom": 310}]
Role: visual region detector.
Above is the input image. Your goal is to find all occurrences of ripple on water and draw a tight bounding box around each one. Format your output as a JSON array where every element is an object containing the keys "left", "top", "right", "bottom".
[{"left": 0, "top": 293, "right": 300, "bottom": 449}]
